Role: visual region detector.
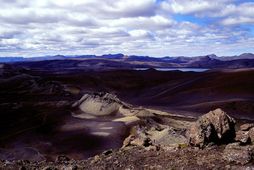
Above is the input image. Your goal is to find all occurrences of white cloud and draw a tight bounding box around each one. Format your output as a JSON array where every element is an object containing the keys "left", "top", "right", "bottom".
[
  {"left": 0, "top": 0, "right": 253, "bottom": 57},
  {"left": 219, "top": 2, "right": 254, "bottom": 17},
  {"left": 220, "top": 2, "right": 254, "bottom": 25},
  {"left": 161, "top": 0, "right": 230, "bottom": 15},
  {"left": 222, "top": 17, "right": 254, "bottom": 25},
  {"left": 108, "top": 15, "right": 174, "bottom": 30}
]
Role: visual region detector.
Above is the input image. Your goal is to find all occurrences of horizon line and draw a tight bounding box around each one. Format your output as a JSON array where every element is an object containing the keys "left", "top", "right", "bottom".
[{"left": 0, "top": 52, "right": 254, "bottom": 59}]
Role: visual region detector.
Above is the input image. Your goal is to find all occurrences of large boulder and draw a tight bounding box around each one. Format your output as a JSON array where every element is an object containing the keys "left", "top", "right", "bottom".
[{"left": 188, "top": 108, "right": 236, "bottom": 148}]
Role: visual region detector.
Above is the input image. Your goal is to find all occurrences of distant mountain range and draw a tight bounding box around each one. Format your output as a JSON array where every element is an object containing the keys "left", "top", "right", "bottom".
[{"left": 1, "top": 53, "right": 254, "bottom": 69}]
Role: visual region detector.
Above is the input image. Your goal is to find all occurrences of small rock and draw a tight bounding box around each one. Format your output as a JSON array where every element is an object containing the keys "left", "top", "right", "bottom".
[
  {"left": 43, "top": 166, "right": 56, "bottom": 170},
  {"left": 249, "top": 127, "right": 254, "bottom": 143},
  {"left": 122, "top": 135, "right": 135, "bottom": 148},
  {"left": 149, "top": 165, "right": 163, "bottom": 170},
  {"left": 235, "top": 131, "right": 250, "bottom": 144},
  {"left": 91, "top": 155, "right": 100, "bottom": 164},
  {"left": 19, "top": 166, "right": 26, "bottom": 170},
  {"left": 105, "top": 156, "right": 112, "bottom": 161},
  {"left": 144, "top": 145, "right": 157, "bottom": 151},
  {"left": 225, "top": 165, "right": 231, "bottom": 169},
  {"left": 59, "top": 165, "right": 74, "bottom": 170},
  {"left": 223, "top": 143, "right": 254, "bottom": 165},
  {"left": 240, "top": 123, "right": 254, "bottom": 131},
  {"left": 72, "top": 165, "right": 78, "bottom": 170},
  {"left": 103, "top": 150, "right": 112, "bottom": 155},
  {"left": 55, "top": 155, "right": 70, "bottom": 163},
  {"left": 143, "top": 138, "right": 153, "bottom": 147},
  {"left": 163, "top": 146, "right": 178, "bottom": 152}
]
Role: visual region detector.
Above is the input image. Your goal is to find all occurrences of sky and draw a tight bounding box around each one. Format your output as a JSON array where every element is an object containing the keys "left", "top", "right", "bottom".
[{"left": 0, "top": 0, "right": 254, "bottom": 57}]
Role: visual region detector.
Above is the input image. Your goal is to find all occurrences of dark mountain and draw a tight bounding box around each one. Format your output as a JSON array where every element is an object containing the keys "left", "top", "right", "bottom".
[
  {"left": 1, "top": 53, "right": 254, "bottom": 69},
  {"left": 188, "top": 56, "right": 222, "bottom": 68},
  {"left": 239, "top": 53, "right": 254, "bottom": 59},
  {"left": 189, "top": 56, "right": 254, "bottom": 68},
  {"left": 216, "top": 53, "right": 254, "bottom": 61},
  {"left": 162, "top": 56, "right": 192, "bottom": 64},
  {"left": 0, "top": 57, "right": 25, "bottom": 62},
  {"left": 101, "top": 53, "right": 124, "bottom": 59},
  {"left": 125, "top": 55, "right": 164, "bottom": 62}
]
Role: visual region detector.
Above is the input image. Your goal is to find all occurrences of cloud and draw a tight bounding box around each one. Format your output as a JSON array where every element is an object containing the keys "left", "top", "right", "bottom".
[
  {"left": 160, "top": 0, "right": 230, "bottom": 15},
  {"left": 108, "top": 15, "right": 174, "bottom": 30},
  {"left": 219, "top": 2, "right": 254, "bottom": 17},
  {"left": 161, "top": 0, "right": 254, "bottom": 25},
  {"left": 221, "top": 17, "right": 254, "bottom": 25},
  {"left": 0, "top": 0, "right": 253, "bottom": 57},
  {"left": 220, "top": 2, "right": 254, "bottom": 25}
]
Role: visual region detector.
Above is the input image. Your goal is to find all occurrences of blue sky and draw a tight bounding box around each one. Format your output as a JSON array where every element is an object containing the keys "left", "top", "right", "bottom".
[{"left": 0, "top": 0, "right": 253, "bottom": 57}]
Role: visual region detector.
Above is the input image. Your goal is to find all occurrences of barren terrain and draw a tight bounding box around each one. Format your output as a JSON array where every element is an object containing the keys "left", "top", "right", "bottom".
[{"left": 0, "top": 61, "right": 254, "bottom": 169}]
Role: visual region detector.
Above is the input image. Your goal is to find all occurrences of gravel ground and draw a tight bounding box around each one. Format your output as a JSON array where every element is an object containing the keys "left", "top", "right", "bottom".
[{"left": 1, "top": 146, "right": 254, "bottom": 170}]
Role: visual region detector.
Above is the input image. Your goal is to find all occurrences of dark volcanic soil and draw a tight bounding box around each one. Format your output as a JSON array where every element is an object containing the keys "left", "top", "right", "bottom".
[
  {"left": 1, "top": 146, "right": 253, "bottom": 170},
  {"left": 0, "top": 63, "right": 254, "bottom": 168},
  {"left": 28, "top": 67, "right": 254, "bottom": 119}
]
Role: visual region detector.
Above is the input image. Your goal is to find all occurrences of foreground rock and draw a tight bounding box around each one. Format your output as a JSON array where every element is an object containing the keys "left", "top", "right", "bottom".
[
  {"left": 240, "top": 123, "right": 254, "bottom": 131},
  {"left": 1, "top": 107, "right": 254, "bottom": 169},
  {"left": 234, "top": 123, "right": 254, "bottom": 145},
  {"left": 188, "top": 108, "right": 236, "bottom": 148},
  {"left": 122, "top": 117, "right": 188, "bottom": 150},
  {"left": 235, "top": 130, "right": 250, "bottom": 144},
  {"left": 223, "top": 143, "right": 254, "bottom": 165}
]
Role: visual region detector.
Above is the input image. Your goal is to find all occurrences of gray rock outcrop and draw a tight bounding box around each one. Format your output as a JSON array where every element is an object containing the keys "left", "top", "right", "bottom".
[
  {"left": 122, "top": 118, "right": 187, "bottom": 149},
  {"left": 187, "top": 108, "right": 236, "bottom": 148},
  {"left": 72, "top": 92, "right": 152, "bottom": 120}
]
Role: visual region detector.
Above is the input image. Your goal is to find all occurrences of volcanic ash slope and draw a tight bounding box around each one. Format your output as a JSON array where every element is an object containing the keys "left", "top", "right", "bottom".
[{"left": 71, "top": 92, "right": 153, "bottom": 123}]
